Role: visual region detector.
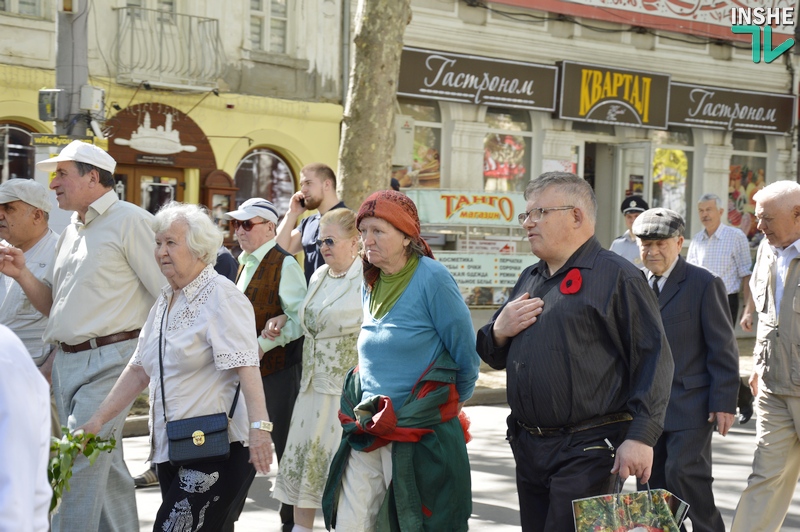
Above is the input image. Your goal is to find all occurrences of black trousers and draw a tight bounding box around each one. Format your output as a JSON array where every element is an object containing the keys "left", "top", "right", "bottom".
[
  {"left": 154, "top": 442, "right": 255, "bottom": 532},
  {"left": 508, "top": 416, "right": 630, "bottom": 531},
  {"left": 726, "top": 292, "right": 755, "bottom": 411},
  {"left": 223, "top": 362, "right": 302, "bottom": 530},
  {"left": 640, "top": 424, "right": 724, "bottom": 532}
]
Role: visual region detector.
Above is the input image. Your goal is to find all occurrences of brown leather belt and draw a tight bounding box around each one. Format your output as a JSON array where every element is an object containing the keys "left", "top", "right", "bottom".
[
  {"left": 519, "top": 412, "right": 633, "bottom": 437},
  {"left": 60, "top": 330, "right": 141, "bottom": 354}
]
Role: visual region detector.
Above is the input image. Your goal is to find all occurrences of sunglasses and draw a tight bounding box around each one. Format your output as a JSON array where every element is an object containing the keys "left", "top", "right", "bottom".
[
  {"left": 231, "top": 219, "right": 268, "bottom": 231},
  {"left": 315, "top": 237, "right": 338, "bottom": 248}
]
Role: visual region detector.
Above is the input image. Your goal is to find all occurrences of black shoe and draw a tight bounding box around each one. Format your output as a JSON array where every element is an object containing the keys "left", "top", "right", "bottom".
[
  {"left": 738, "top": 404, "right": 754, "bottom": 424},
  {"left": 133, "top": 468, "right": 159, "bottom": 488}
]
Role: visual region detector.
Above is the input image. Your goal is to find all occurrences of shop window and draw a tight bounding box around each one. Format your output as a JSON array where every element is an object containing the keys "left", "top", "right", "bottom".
[
  {"left": 233, "top": 148, "right": 295, "bottom": 216},
  {"left": 0, "top": 0, "right": 40, "bottom": 16},
  {"left": 729, "top": 132, "right": 767, "bottom": 243},
  {"left": 0, "top": 124, "right": 35, "bottom": 181},
  {"left": 391, "top": 99, "right": 441, "bottom": 188},
  {"left": 651, "top": 127, "right": 694, "bottom": 228},
  {"left": 250, "top": 0, "right": 287, "bottom": 54},
  {"left": 483, "top": 108, "right": 532, "bottom": 193}
]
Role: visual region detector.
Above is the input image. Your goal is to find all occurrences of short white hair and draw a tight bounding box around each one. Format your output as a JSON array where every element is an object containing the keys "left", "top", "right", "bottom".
[
  {"left": 753, "top": 180, "right": 800, "bottom": 207},
  {"left": 153, "top": 202, "right": 222, "bottom": 265}
]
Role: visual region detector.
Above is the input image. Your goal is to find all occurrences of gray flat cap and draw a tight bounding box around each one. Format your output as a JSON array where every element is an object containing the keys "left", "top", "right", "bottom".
[{"left": 631, "top": 208, "right": 685, "bottom": 239}]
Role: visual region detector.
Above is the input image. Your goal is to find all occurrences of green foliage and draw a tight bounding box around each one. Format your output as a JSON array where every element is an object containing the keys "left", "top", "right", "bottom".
[{"left": 48, "top": 428, "right": 116, "bottom": 514}]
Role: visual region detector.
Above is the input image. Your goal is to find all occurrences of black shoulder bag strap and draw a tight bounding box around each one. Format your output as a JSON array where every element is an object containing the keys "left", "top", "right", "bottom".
[{"left": 157, "top": 301, "right": 241, "bottom": 424}]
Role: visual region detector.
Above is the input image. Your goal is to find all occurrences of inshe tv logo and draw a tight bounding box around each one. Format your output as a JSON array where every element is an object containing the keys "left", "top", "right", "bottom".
[{"left": 731, "top": 7, "right": 795, "bottom": 63}]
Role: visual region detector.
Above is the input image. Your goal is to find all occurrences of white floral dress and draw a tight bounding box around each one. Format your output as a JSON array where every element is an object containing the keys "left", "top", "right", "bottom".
[{"left": 272, "top": 260, "right": 363, "bottom": 508}]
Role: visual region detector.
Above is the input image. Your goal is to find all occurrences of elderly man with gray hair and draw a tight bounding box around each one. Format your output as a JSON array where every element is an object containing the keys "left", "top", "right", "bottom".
[
  {"left": 687, "top": 192, "right": 755, "bottom": 424},
  {"left": 731, "top": 180, "right": 800, "bottom": 532}
]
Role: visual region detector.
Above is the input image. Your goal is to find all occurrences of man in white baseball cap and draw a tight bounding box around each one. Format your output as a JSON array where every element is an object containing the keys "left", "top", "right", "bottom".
[
  {"left": 0, "top": 141, "right": 164, "bottom": 532},
  {"left": 223, "top": 197, "right": 306, "bottom": 531},
  {"left": 0, "top": 179, "right": 61, "bottom": 436}
]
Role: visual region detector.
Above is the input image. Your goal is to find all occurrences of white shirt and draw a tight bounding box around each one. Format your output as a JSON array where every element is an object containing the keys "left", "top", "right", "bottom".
[
  {"left": 0, "top": 229, "right": 59, "bottom": 363},
  {"left": 646, "top": 255, "right": 680, "bottom": 293},
  {"left": 686, "top": 224, "right": 752, "bottom": 295},
  {"left": 44, "top": 191, "right": 165, "bottom": 344},
  {"left": 0, "top": 325, "right": 51, "bottom": 532},
  {"left": 774, "top": 238, "right": 800, "bottom": 312},
  {"left": 130, "top": 265, "right": 260, "bottom": 464}
]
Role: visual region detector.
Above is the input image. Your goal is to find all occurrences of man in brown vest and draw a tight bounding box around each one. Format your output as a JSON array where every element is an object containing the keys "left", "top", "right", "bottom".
[{"left": 225, "top": 197, "right": 306, "bottom": 531}]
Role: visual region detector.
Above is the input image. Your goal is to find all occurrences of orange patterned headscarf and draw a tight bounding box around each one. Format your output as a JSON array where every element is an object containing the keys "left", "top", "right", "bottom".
[{"left": 356, "top": 190, "right": 434, "bottom": 290}]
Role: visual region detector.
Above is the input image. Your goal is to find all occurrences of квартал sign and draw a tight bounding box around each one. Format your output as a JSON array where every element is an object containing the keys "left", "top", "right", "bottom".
[
  {"left": 398, "top": 47, "right": 558, "bottom": 111},
  {"left": 558, "top": 61, "right": 670, "bottom": 129}
]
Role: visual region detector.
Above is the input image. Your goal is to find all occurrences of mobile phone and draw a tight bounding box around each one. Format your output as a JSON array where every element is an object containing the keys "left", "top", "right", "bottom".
[{"left": 299, "top": 197, "right": 306, "bottom": 208}]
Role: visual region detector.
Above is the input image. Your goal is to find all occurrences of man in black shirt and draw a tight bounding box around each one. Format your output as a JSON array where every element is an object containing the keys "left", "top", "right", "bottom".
[
  {"left": 476, "top": 172, "right": 674, "bottom": 531},
  {"left": 275, "top": 163, "right": 346, "bottom": 283}
]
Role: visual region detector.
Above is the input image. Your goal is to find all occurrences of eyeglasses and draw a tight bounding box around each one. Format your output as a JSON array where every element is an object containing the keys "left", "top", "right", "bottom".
[
  {"left": 517, "top": 206, "right": 574, "bottom": 225},
  {"left": 315, "top": 237, "right": 338, "bottom": 248},
  {"left": 231, "top": 219, "right": 268, "bottom": 231}
]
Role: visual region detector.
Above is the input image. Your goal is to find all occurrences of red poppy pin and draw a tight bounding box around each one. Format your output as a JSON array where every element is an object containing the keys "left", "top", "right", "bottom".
[{"left": 560, "top": 268, "right": 582, "bottom": 295}]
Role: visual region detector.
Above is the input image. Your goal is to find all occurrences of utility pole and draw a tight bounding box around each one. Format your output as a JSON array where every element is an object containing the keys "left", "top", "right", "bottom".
[{"left": 55, "top": 2, "right": 90, "bottom": 136}]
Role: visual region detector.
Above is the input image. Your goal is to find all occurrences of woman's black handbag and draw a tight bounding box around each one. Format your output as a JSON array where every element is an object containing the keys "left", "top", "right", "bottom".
[{"left": 157, "top": 308, "right": 241, "bottom": 466}]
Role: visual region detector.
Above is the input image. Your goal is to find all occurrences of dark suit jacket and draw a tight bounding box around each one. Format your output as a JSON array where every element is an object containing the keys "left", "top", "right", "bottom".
[{"left": 656, "top": 256, "right": 739, "bottom": 431}]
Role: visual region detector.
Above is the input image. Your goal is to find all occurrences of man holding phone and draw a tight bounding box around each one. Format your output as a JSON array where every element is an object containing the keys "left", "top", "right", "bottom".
[{"left": 275, "top": 163, "right": 346, "bottom": 282}]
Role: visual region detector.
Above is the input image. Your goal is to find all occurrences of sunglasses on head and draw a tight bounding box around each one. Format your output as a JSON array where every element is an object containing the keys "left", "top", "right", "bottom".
[
  {"left": 231, "top": 219, "right": 268, "bottom": 231},
  {"left": 315, "top": 237, "right": 337, "bottom": 248}
]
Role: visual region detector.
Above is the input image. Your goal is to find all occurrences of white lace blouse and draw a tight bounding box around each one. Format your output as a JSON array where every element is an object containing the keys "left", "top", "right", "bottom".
[{"left": 130, "top": 265, "right": 260, "bottom": 463}]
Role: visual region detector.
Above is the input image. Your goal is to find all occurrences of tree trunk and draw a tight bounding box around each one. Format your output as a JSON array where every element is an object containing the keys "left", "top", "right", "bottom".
[{"left": 337, "top": 0, "right": 411, "bottom": 210}]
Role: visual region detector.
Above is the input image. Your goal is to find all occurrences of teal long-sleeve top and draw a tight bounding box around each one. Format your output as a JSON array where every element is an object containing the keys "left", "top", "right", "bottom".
[{"left": 357, "top": 256, "right": 480, "bottom": 406}]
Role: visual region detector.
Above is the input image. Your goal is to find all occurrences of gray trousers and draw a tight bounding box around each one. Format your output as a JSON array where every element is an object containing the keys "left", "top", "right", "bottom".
[{"left": 50, "top": 338, "right": 139, "bottom": 532}]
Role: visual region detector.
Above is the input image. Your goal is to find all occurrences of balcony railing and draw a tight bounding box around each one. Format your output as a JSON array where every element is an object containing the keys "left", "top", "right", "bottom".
[{"left": 115, "top": 7, "right": 226, "bottom": 91}]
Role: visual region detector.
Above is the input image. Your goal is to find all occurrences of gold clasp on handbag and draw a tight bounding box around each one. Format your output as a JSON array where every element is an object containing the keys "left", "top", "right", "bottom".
[{"left": 192, "top": 430, "right": 205, "bottom": 446}]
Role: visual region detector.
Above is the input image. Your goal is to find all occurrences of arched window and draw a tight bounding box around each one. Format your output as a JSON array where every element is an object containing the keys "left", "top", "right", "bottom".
[
  {"left": 728, "top": 132, "right": 766, "bottom": 242},
  {"left": 233, "top": 148, "right": 295, "bottom": 216},
  {"left": 391, "top": 99, "right": 441, "bottom": 188},
  {"left": 0, "top": 123, "right": 36, "bottom": 182},
  {"left": 483, "top": 107, "right": 532, "bottom": 192}
]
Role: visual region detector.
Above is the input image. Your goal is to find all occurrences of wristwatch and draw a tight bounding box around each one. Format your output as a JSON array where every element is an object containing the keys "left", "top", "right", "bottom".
[{"left": 251, "top": 420, "right": 273, "bottom": 432}]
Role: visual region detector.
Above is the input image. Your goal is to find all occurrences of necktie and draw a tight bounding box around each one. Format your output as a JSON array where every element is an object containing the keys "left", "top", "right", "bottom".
[{"left": 652, "top": 276, "right": 662, "bottom": 297}]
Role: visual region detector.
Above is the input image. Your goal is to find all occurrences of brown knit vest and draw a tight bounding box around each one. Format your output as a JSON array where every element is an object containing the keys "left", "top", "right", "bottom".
[{"left": 238, "top": 244, "right": 303, "bottom": 376}]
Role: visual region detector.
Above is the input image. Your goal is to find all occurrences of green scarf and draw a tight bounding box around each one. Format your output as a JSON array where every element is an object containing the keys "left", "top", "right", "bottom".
[{"left": 369, "top": 254, "right": 419, "bottom": 319}]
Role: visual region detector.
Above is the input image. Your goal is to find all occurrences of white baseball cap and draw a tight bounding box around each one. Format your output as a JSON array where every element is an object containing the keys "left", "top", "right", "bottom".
[
  {"left": 35, "top": 140, "right": 117, "bottom": 174},
  {"left": 0, "top": 179, "right": 52, "bottom": 213},
  {"left": 223, "top": 198, "right": 279, "bottom": 224}
]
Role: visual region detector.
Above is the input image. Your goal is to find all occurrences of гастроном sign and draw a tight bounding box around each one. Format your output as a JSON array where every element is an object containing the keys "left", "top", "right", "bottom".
[
  {"left": 731, "top": 7, "right": 795, "bottom": 63},
  {"left": 397, "top": 47, "right": 558, "bottom": 111}
]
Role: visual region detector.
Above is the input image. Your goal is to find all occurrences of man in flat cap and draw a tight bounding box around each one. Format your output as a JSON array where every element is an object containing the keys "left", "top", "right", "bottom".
[
  {"left": 633, "top": 207, "right": 739, "bottom": 532},
  {"left": 610, "top": 195, "right": 649, "bottom": 267},
  {"left": 0, "top": 140, "right": 165, "bottom": 532},
  {"left": 477, "top": 172, "right": 673, "bottom": 531},
  {"left": 224, "top": 197, "right": 306, "bottom": 530}
]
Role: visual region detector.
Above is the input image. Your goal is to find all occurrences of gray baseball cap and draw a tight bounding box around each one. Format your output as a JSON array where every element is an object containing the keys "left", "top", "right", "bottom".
[{"left": 0, "top": 179, "right": 52, "bottom": 212}]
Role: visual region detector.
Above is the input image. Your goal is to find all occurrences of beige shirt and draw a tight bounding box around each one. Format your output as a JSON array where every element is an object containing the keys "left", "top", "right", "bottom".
[
  {"left": 130, "top": 265, "right": 260, "bottom": 463},
  {"left": 43, "top": 191, "right": 165, "bottom": 345}
]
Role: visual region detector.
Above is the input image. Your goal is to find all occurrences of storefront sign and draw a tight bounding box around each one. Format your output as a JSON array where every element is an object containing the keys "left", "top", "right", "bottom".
[
  {"left": 398, "top": 47, "right": 558, "bottom": 111},
  {"left": 437, "top": 253, "right": 530, "bottom": 287},
  {"left": 405, "top": 189, "right": 527, "bottom": 226},
  {"left": 136, "top": 154, "right": 176, "bottom": 165},
  {"left": 32, "top": 134, "right": 92, "bottom": 147},
  {"left": 558, "top": 62, "right": 670, "bottom": 129},
  {"left": 669, "top": 82, "right": 796, "bottom": 134}
]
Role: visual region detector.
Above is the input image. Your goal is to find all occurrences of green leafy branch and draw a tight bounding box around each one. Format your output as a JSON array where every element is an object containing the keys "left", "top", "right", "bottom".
[{"left": 48, "top": 428, "right": 116, "bottom": 514}]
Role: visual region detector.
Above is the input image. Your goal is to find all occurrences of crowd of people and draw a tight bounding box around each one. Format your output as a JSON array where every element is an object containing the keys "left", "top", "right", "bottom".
[{"left": 1, "top": 138, "right": 799, "bottom": 532}]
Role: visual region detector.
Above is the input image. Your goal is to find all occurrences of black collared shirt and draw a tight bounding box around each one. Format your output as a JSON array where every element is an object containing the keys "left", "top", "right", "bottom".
[{"left": 477, "top": 237, "right": 673, "bottom": 446}]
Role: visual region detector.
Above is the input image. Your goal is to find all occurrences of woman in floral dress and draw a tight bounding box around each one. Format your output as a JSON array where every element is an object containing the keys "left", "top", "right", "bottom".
[{"left": 267, "top": 208, "right": 362, "bottom": 532}]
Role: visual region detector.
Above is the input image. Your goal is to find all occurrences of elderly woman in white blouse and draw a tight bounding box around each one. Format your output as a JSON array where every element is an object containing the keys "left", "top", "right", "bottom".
[{"left": 81, "top": 202, "right": 272, "bottom": 531}]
